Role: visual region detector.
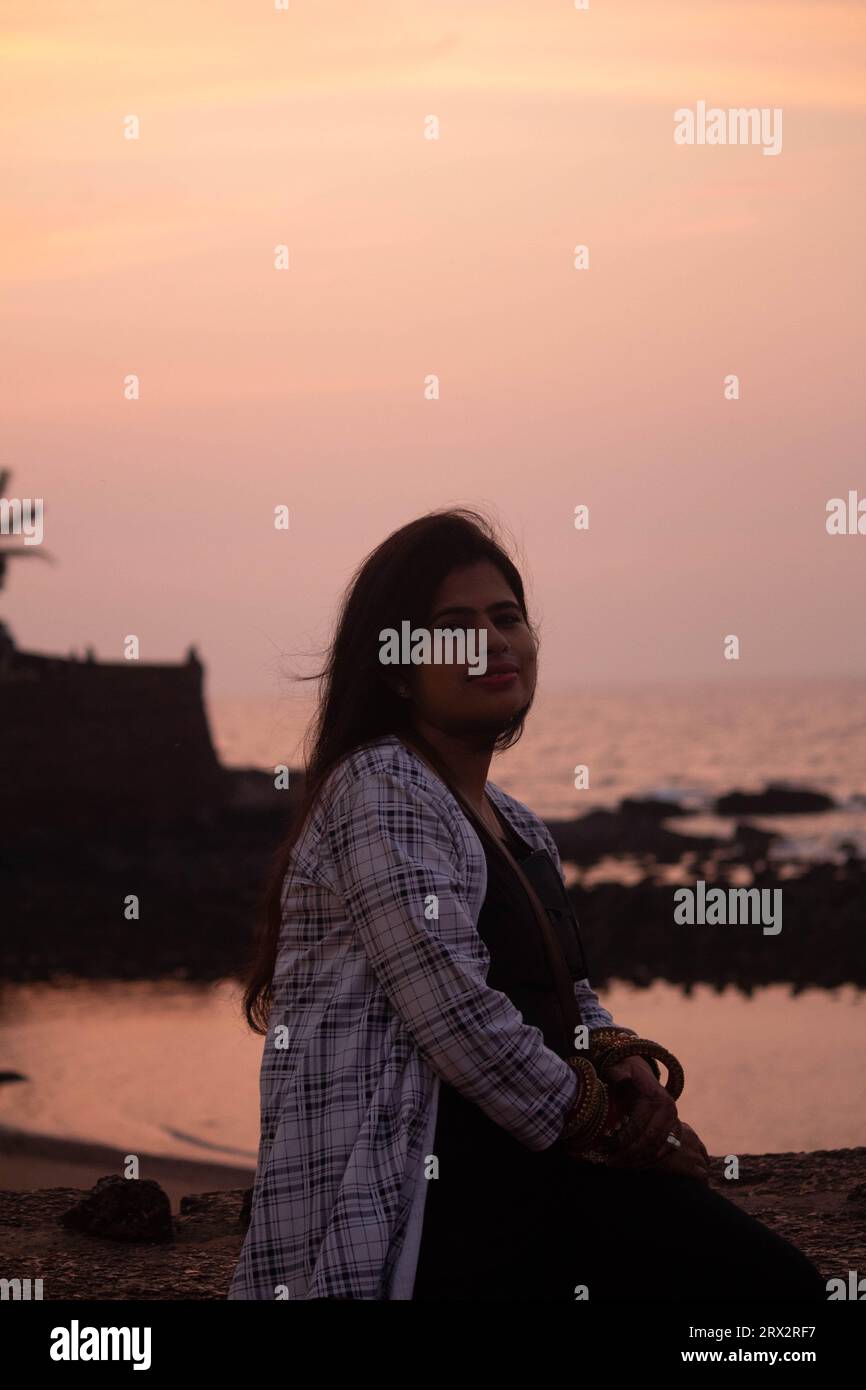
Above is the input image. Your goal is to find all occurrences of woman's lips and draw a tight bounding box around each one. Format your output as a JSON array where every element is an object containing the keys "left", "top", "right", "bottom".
[{"left": 470, "top": 671, "right": 519, "bottom": 688}]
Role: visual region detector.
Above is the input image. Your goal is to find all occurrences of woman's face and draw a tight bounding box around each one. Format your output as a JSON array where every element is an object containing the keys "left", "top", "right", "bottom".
[{"left": 403, "top": 560, "right": 537, "bottom": 739}]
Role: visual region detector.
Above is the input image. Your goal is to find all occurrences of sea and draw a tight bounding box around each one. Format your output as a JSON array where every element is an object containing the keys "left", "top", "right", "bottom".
[{"left": 1, "top": 677, "right": 864, "bottom": 1166}]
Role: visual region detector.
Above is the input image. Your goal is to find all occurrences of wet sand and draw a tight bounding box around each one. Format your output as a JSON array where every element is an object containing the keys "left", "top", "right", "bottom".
[{"left": 0, "top": 1125, "right": 254, "bottom": 1212}]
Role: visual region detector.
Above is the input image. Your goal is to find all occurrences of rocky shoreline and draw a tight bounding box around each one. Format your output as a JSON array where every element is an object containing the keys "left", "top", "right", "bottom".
[
  {"left": 1, "top": 1147, "right": 863, "bottom": 1299},
  {"left": 3, "top": 776, "right": 864, "bottom": 989}
]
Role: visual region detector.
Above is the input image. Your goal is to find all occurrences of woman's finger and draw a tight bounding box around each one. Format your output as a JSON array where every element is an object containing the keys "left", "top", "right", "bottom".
[{"left": 605, "top": 1092, "right": 678, "bottom": 1166}]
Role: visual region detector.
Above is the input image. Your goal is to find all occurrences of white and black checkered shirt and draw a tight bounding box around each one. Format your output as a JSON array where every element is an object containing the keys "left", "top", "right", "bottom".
[{"left": 227, "top": 733, "right": 629, "bottom": 1301}]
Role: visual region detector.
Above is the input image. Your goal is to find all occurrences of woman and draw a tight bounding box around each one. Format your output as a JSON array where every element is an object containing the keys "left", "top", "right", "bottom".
[{"left": 228, "top": 508, "right": 826, "bottom": 1302}]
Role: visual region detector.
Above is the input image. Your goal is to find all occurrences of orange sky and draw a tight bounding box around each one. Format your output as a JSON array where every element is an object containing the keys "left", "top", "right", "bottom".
[{"left": 2, "top": 0, "right": 864, "bottom": 693}]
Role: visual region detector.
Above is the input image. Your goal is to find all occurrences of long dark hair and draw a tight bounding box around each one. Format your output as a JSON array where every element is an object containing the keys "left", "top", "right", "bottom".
[{"left": 240, "top": 507, "right": 537, "bottom": 1033}]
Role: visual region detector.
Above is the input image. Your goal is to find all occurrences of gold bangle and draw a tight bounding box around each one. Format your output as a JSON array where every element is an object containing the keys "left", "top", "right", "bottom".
[
  {"left": 561, "top": 1058, "right": 611, "bottom": 1148},
  {"left": 587, "top": 1028, "right": 661, "bottom": 1082},
  {"left": 567, "top": 1036, "right": 684, "bottom": 1164},
  {"left": 561, "top": 1057, "right": 601, "bottom": 1139},
  {"left": 591, "top": 1037, "right": 685, "bottom": 1101},
  {"left": 562, "top": 1058, "right": 600, "bottom": 1134},
  {"left": 565, "top": 1090, "right": 609, "bottom": 1151}
]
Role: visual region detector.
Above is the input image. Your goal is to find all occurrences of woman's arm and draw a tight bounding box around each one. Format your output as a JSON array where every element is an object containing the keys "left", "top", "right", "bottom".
[{"left": 329, "top": 769, "right": 579, "bottom": 1151}]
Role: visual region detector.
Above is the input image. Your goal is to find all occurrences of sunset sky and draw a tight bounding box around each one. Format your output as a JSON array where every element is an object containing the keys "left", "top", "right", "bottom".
[{"left": 2, "top": 0, "right": 864, "bottom": 695}]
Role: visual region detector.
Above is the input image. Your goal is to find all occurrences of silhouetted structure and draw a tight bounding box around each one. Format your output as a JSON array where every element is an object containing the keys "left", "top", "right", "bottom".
[{"left": 0, "top": 622, "right": 225, "bottom": 831}]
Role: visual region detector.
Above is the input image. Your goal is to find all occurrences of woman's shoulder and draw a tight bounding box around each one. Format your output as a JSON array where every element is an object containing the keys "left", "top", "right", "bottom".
[
  {"left": 301, "top": 735, "right": 483, "bottom": 880},
  {"left": 317, "top": 733, "right": 464, "bottom": 820}
]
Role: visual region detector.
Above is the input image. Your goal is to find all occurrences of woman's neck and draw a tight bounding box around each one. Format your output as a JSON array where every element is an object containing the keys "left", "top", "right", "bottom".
[{"left": 404, "top": 721, "right": 495, "bottom": 814}]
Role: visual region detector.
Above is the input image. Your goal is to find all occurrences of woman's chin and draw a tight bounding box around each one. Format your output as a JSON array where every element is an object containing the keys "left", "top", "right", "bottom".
[{"left": 460, "top": 688, "right": 527, "bottom": 724}]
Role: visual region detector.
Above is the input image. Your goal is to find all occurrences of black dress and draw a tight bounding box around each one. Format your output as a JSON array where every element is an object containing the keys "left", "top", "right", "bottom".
[
  {"left": 411, "top": 808, "right": 592, "bottom": 1300},
  {"left": 411, "top": 807, "right": 827, "bottom": 1302}
]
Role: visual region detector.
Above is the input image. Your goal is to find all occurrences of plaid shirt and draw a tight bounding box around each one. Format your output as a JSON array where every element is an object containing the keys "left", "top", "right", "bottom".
[{"left": 227, "top": 733, "right": 629, "bottom": 1301}]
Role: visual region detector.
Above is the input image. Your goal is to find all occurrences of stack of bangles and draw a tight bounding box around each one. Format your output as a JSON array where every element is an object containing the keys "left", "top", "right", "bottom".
[{"left": 559, "top": 1028, "right": 686, "bottom": 1164}]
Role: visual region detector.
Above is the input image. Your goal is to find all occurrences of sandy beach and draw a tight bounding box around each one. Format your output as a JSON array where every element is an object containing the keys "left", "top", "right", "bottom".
[{"left": 0, "top": 1125, "right": 254, "bottom": 1212}]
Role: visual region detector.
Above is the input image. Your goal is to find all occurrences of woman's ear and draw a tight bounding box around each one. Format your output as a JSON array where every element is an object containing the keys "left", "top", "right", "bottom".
[{"left": 381, "top": 671, "right": 411, "bottom": 699}]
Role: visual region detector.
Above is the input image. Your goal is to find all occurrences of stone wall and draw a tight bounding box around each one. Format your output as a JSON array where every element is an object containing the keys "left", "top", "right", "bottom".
[{"left": 0, "top": 627, "right": 225, "bottom": 830}]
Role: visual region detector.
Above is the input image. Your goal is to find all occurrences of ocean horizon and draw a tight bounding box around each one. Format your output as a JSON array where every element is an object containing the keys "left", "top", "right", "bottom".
[{"left": 208, "top": 676, "right": 866, "bottom": 859}]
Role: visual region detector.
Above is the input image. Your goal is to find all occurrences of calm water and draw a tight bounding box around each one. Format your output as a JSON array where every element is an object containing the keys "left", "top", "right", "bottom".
[
  {"left": 3, "top": 679, "right": 864, "bottom": 1164},
  {"left": 0, "top": 979, "right": 862, "bottom": 1160},
  {"left": 211, "top": 678, "right": 866, "bottom": 859}
]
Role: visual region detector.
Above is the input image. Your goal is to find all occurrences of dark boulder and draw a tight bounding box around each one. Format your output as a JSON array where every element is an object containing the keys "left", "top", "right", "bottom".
[
  {"left": 547, "top": 808, "right": 723, "bottom": 866},
  {"left": 619, "top": 797, "right": 691, "bottom": 819},
  {"left": 715, "top": 785, "right": 834, "bottom": 815},
  {"left": 58, "top": 1175, "right": 173, "bottom": 1243}
]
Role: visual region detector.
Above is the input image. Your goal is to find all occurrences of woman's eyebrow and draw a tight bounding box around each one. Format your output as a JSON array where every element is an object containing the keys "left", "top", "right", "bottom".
[{"left": 431, "top": 601, "right": 521, "bottom": 621}]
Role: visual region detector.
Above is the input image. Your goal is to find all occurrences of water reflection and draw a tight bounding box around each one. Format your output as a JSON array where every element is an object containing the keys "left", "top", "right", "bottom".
[{"left": 0, "top": 979, "right": 863, "bottom": 1164}]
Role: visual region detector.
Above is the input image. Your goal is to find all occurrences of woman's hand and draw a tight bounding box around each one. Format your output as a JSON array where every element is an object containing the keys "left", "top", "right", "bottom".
[
  {"left": 598, "top": 1057, "right": 711, "bottom": 1183},
  {"left": 597, "top": 1055, "right": 680, "bottom": 1168},
  {"left": 649, "top": 1120, "right": 711, "bottom": 1183}
]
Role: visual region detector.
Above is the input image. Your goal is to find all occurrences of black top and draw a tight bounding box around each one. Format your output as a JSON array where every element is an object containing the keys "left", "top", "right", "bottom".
[
  {"left": 480, "top": 803, "right": 589, "bottom": 1059},
  {"left": 411, "top": 806, "right": 592, "bottom": 1295}
]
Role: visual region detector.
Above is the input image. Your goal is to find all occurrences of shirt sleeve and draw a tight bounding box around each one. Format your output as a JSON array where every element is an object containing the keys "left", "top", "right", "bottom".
[{"left": 328, "top": 769, "right": 579, "bottom": 1151}]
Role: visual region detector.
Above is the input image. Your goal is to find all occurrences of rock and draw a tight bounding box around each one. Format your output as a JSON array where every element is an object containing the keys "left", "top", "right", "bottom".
[
  {"left": 732, "top": 822, "right": 778, "bottom": 852},
  {"left": 715, "top": 786, "right": 835, "bottom": 816},
  {"left": 176, "top": 1190, "right": 245, "bottom": 1237},
  {"left": 222, "top": 767, "right": 304, "bottom": 815},
  {"left": 547, "top": 809, "right": 723, "bottom": 867},
  {"left": 565, "top": 857, "right": 866, "bottom": 990},
  {"left": 58, "top": 1175, "right": 173, "bottom": 1243},
  {"left": 619, "top": 798, "right": 691, "bottom": 820},
  {"left": 726, "top": 822, "right": 779, "bottom": 869}
]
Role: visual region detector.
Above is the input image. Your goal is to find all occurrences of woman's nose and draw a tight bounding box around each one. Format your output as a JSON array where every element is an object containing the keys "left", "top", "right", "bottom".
[{"left": 483, "top": 624, "right": 510, "bottom": 653}]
